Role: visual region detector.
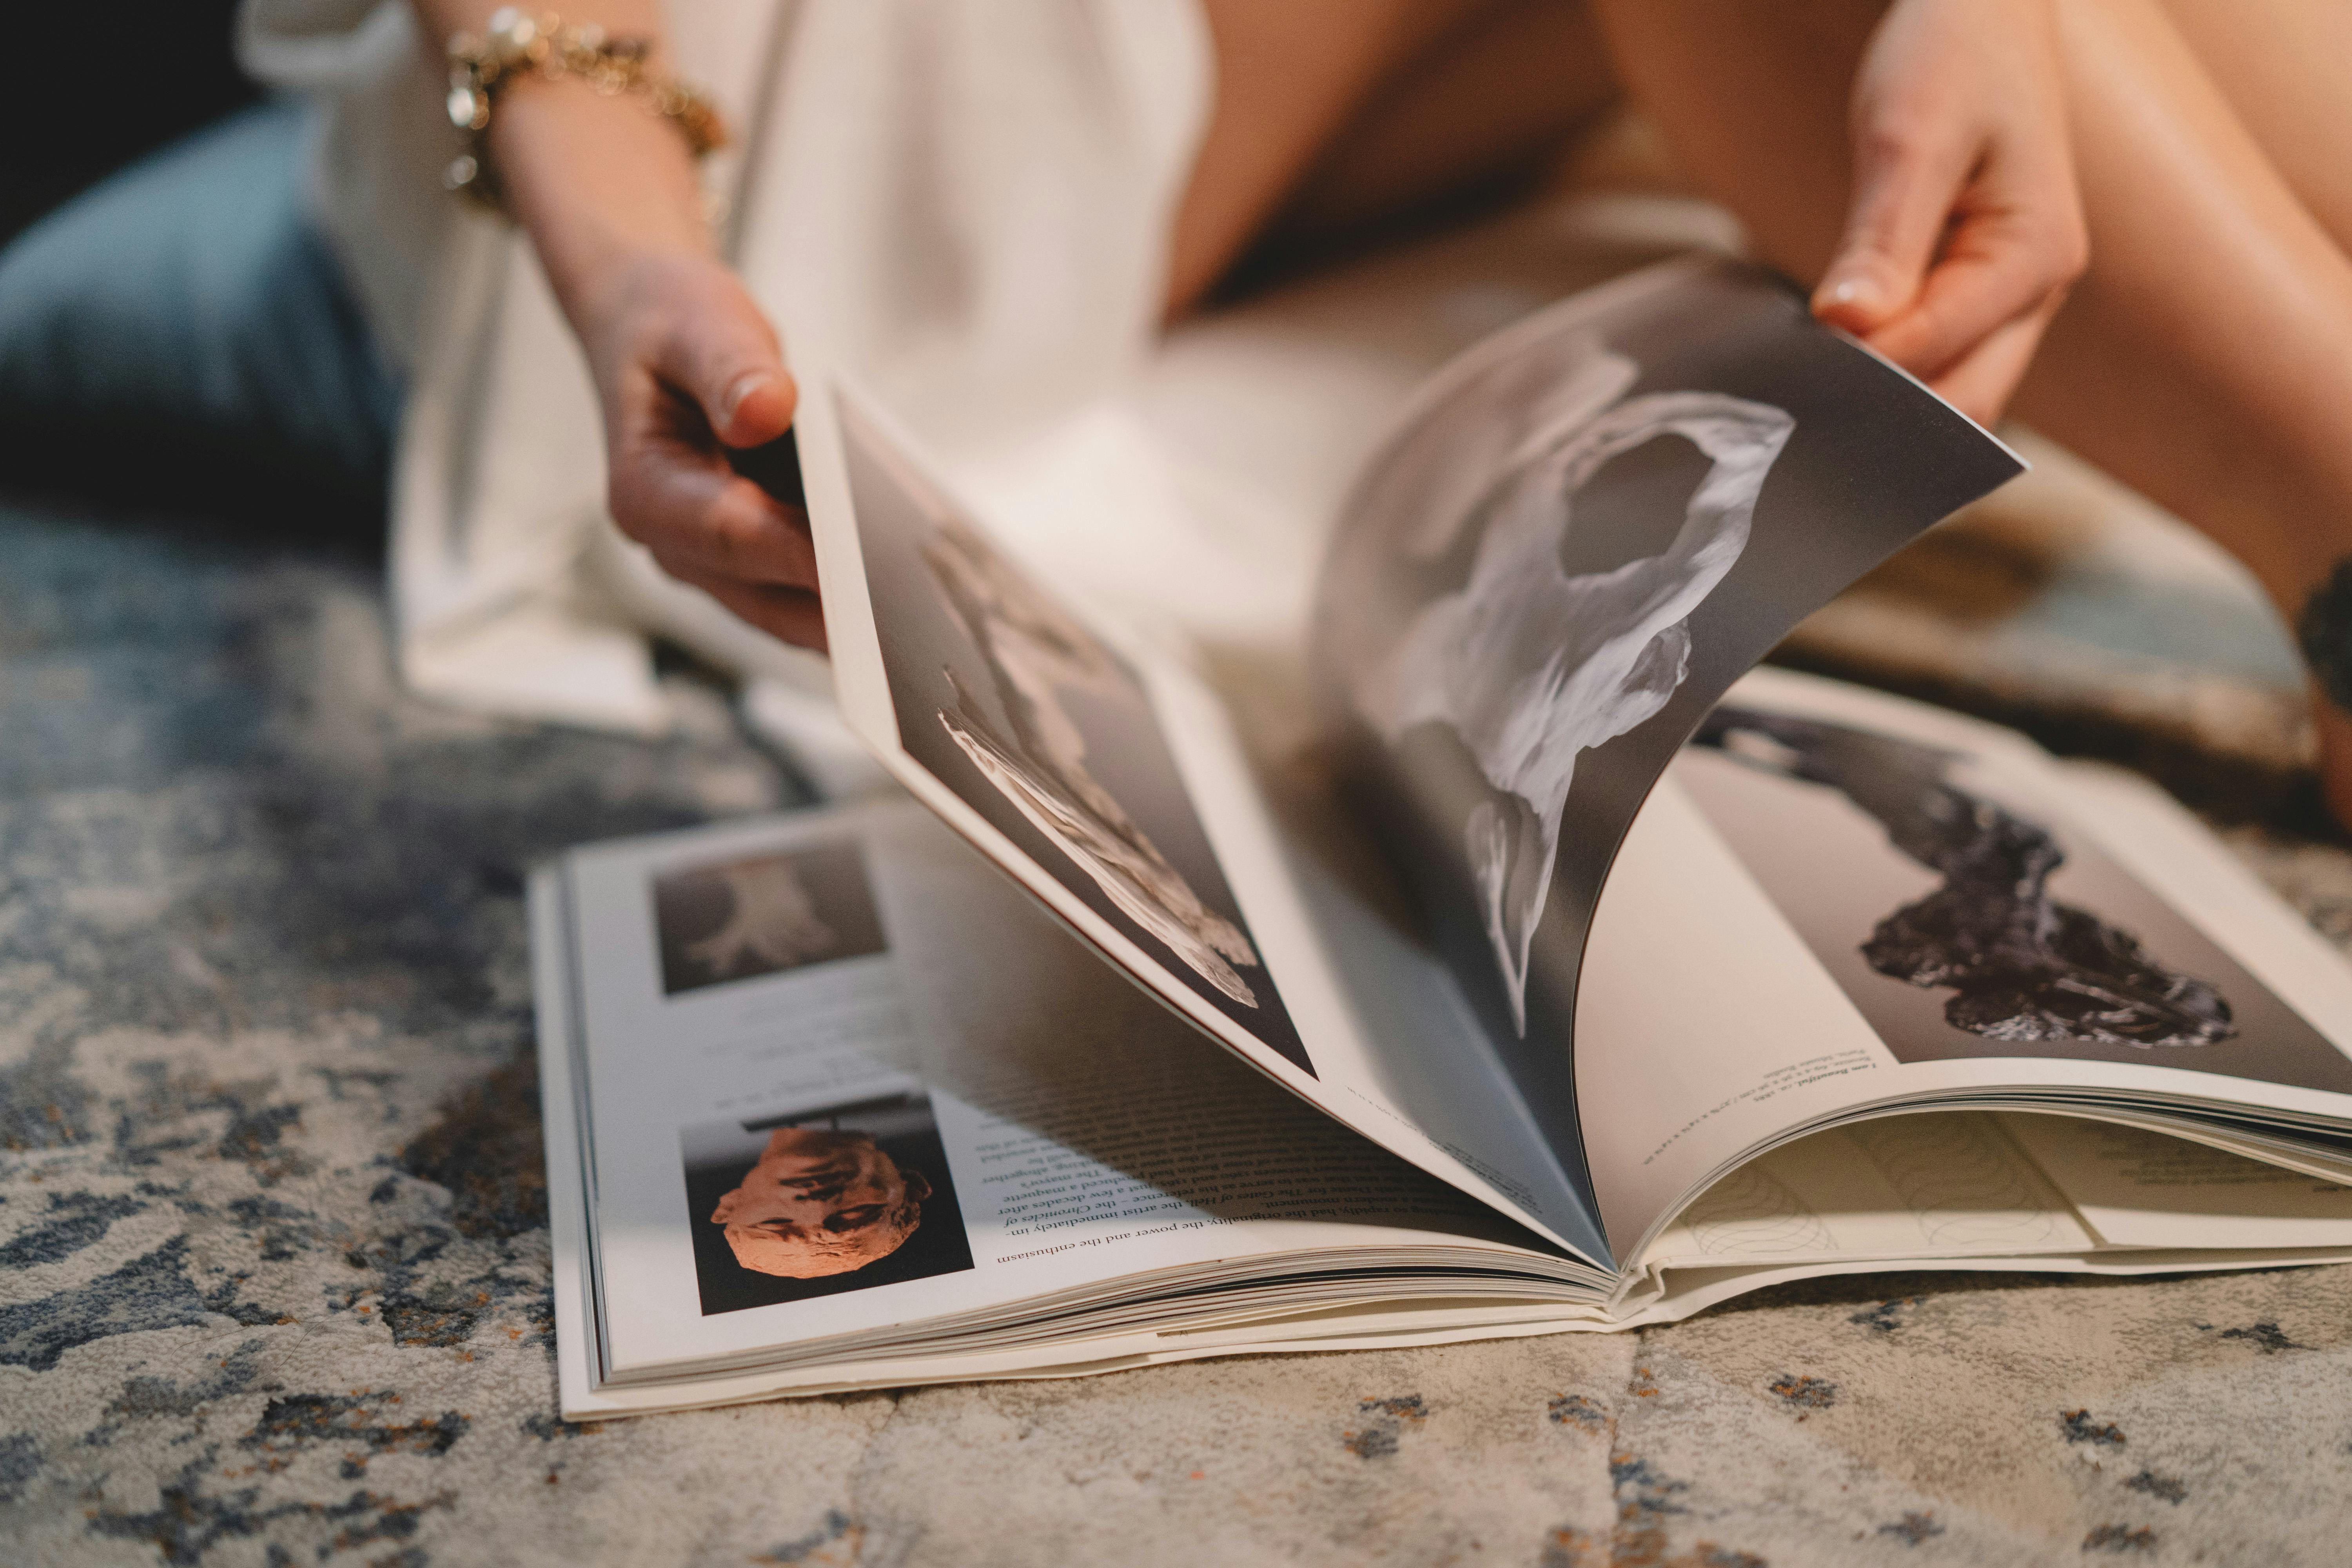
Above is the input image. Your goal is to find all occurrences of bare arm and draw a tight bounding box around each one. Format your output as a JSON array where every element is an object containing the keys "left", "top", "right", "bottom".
[{"left": 408, "top": 1, "right": 821, "bottom": 648}]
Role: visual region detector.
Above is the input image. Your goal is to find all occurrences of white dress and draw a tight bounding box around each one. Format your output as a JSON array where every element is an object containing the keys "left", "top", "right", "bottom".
[{"left": 235, "top": 0, "right": 1212, "bottom": 782}]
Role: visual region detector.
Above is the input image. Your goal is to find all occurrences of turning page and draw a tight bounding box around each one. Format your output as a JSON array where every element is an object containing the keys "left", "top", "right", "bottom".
[
  {"left": 795, "top": 368, "right": 1615, "bottom": 1256},
  {"left": 1308, "top": 257, "right": 2023, "bottom": 1211},
  {"left": 796, "top": 257, "right": 2022, "bottom": 1258}
]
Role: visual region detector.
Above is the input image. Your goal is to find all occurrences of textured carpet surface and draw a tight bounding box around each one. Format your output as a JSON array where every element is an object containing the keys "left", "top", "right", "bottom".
[{"left": 6, "top": 477, "right": 2352, "bottom": 1568}]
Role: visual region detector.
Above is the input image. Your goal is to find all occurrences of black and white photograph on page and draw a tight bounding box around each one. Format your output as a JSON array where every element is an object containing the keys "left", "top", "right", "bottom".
[
  {"left": 836, "top": 392, "right": 1315, "bottom": 1076},
  {"left": 1313, "top": 260, "right": 2023, "bottom": 1160},
  {"left": 1679, "top": 704, "right": 2352, "bottom": 1094},
  {"left": 652, "top": 838, "right": 888, "bottom": 996},
  {"left": 680, "top": 1087, "right": 974, "bottom": 1317}
]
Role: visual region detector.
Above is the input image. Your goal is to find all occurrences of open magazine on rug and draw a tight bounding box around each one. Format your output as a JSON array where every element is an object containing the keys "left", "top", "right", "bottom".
[{"left": 533, "top": 259, "right": 2352, "bottom": 1416}]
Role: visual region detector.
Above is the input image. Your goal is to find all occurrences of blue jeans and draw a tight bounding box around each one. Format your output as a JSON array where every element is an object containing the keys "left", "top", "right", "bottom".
[{"left": 0, "top": 101, "right": 399, "bottom": 528}]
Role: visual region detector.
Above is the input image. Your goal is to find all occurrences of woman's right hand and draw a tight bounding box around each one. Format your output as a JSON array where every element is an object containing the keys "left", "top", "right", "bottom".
[
  {"left": 481, "top": 47, "right": 826, "bottom": 650},
  {"left": 575, "top": 246, "right": 824, "bottom": 650}
]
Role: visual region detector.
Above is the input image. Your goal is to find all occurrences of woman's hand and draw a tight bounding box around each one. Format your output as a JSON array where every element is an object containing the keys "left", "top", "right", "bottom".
[
  {"left": 576, "top": 247, "right": 823, "bottom": 650},
  {"left": 1810, "top": 0, "right": 2089, "bottom": 425},
  {"left": 481, "top": 54, "right": 825, "bottom": 650}
]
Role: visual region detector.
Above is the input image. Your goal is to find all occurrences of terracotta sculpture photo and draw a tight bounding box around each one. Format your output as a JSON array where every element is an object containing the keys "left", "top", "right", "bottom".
[{"left": 708, "top": 1127, "right": 931, "bottom": 1280}]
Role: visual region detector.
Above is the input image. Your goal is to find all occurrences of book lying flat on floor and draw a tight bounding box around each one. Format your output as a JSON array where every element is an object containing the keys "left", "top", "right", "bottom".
[{"left": 531, "top": 259, "right": 2352, "bottom": 1417}]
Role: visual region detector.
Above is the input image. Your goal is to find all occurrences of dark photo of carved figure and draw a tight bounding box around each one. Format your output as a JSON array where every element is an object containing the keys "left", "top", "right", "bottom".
[
  {"left": 653, "top": 839, "right": 887, "bottom": 996},
  {"left": 922, "top": 516, "right": 1268, "bottom": 1011},
  {"left": 837, "top": 392, "right": 1313, "bottom": 1075},
  {"left": 1677, "top": 704, "right": 2352, "bottom": 1092},
  {"left": 680, "top": 1090, "right": 974, "bottom": 1316},
  {"left": 1694, "top": 708, "right": 2230, "bottom": 1047}
]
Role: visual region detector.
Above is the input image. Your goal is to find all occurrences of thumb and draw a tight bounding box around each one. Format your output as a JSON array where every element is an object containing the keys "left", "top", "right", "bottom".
[
  {"left": 1813, "top": 117, "right": 1970, "bottom": 337},
  {"left": 657, "top": 276, "right": 798, "bottom": 449}
]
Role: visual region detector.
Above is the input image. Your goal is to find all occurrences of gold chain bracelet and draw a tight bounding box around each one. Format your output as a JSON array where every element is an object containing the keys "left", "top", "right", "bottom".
[{"left": 443, "top": 8, "right": 727, "bottom": 212}]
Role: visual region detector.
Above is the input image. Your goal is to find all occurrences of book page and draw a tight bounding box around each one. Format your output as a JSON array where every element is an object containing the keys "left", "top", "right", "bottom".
[
  {"left": 1307, "top": 257, "right": 2022, "bottom": 1214},
  {"left": 1674, "top": 670, "right": 2352, "bottom": 1119},
  {"left": 789, "top": 260, "right": 2017, "bottom": 1266},
  {"left": 1999, "top": 1112, "right": 2352, "bottom": 1249},
  {"left": 1573, "top": 775, "right": 1900, "bottom": 1259},
  {"left": 792, "top": 368, "right": 1611, "bottom": 1258},
  {"left": 556, "top": 802, "right": 1574, "bottom": 1383},
  {"left": 1577, "top": 664, "right": 2352, "bottom": 1262},
  {"left": 1568, "top": 667, "right": 2352, "bottom": 1263},
  {"left": 1632, "top": 1113, "right": 2093, "bottom": 1272},
  {"left": 1628, "top": 1109, "right": 2352, "bottom": 1289}
]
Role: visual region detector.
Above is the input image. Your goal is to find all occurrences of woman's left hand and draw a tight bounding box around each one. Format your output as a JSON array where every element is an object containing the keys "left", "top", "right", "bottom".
[{"left": 1809, "top": 0, "right": 2089, "bottom": 425}]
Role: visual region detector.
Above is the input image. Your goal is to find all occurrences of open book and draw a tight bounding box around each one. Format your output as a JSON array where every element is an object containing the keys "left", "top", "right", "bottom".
[{"left": 533, "top": 260, "right": 2352, "bottom": 1416}]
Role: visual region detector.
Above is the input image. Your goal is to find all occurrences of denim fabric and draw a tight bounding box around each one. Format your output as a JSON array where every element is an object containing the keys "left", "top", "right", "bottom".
[{"left": 0, "top": 100, "right": 397, "bottom": 526}]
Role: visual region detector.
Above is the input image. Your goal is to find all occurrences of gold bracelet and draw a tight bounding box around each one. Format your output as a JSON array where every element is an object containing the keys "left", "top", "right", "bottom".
[{"left": 442, "top": 8, "right": 728, "bottom": 212}]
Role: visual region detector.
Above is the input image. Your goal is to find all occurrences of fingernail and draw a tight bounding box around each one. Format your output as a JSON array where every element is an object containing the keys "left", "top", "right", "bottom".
[
  {"left": 721, "top": 370, "right": 772, "bottom": 426},
  {"left": 1823, "top": 276, "right": 1873, "bottom": 310}
]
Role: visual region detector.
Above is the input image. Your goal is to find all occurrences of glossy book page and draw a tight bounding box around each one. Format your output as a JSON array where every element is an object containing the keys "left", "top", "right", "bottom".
[
  {"left": 795, "top": 371, "right": 1622, "bottom": 1257},
  {"left": 551, "top": 802, "right": 1588, "bottom": 1385},
  {"left": 1310, "top": 258, "right": 2025, "bottom": 1222},
  {"left": 1579, "top": 667, "right": 2352, "bottom": 1262}
]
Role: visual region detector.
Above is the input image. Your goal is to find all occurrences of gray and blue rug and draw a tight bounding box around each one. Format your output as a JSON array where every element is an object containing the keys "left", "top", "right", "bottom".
[{"left": 6, "top": 491, "right": 2352, "bottom": 1566}]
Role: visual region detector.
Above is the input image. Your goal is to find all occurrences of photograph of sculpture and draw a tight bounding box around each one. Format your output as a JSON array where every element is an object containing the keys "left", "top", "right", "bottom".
[
  {"left": 680, "top": 1089, "right": 974, "bottom": 1316},
  {"left": 652, "top": 838, "right": 888, "bottom": 996},
  {"left": 838, "top": 393, "right": 1314, "bottom": 1075},
  {"left": 1312, "top": 262, "right": 2022, "bottom": 1122},
  {"left": 1348, "top": 336, "right": 1795, "bottom": 1036},
  {"left": 1678, "top": 705, "right": 2352, "bottom": 1093}
]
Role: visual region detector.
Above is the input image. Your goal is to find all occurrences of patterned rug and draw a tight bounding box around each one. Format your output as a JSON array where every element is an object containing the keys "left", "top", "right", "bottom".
[{"left": 6, "top": 452, "right": 2352, "bottom": 1568}]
